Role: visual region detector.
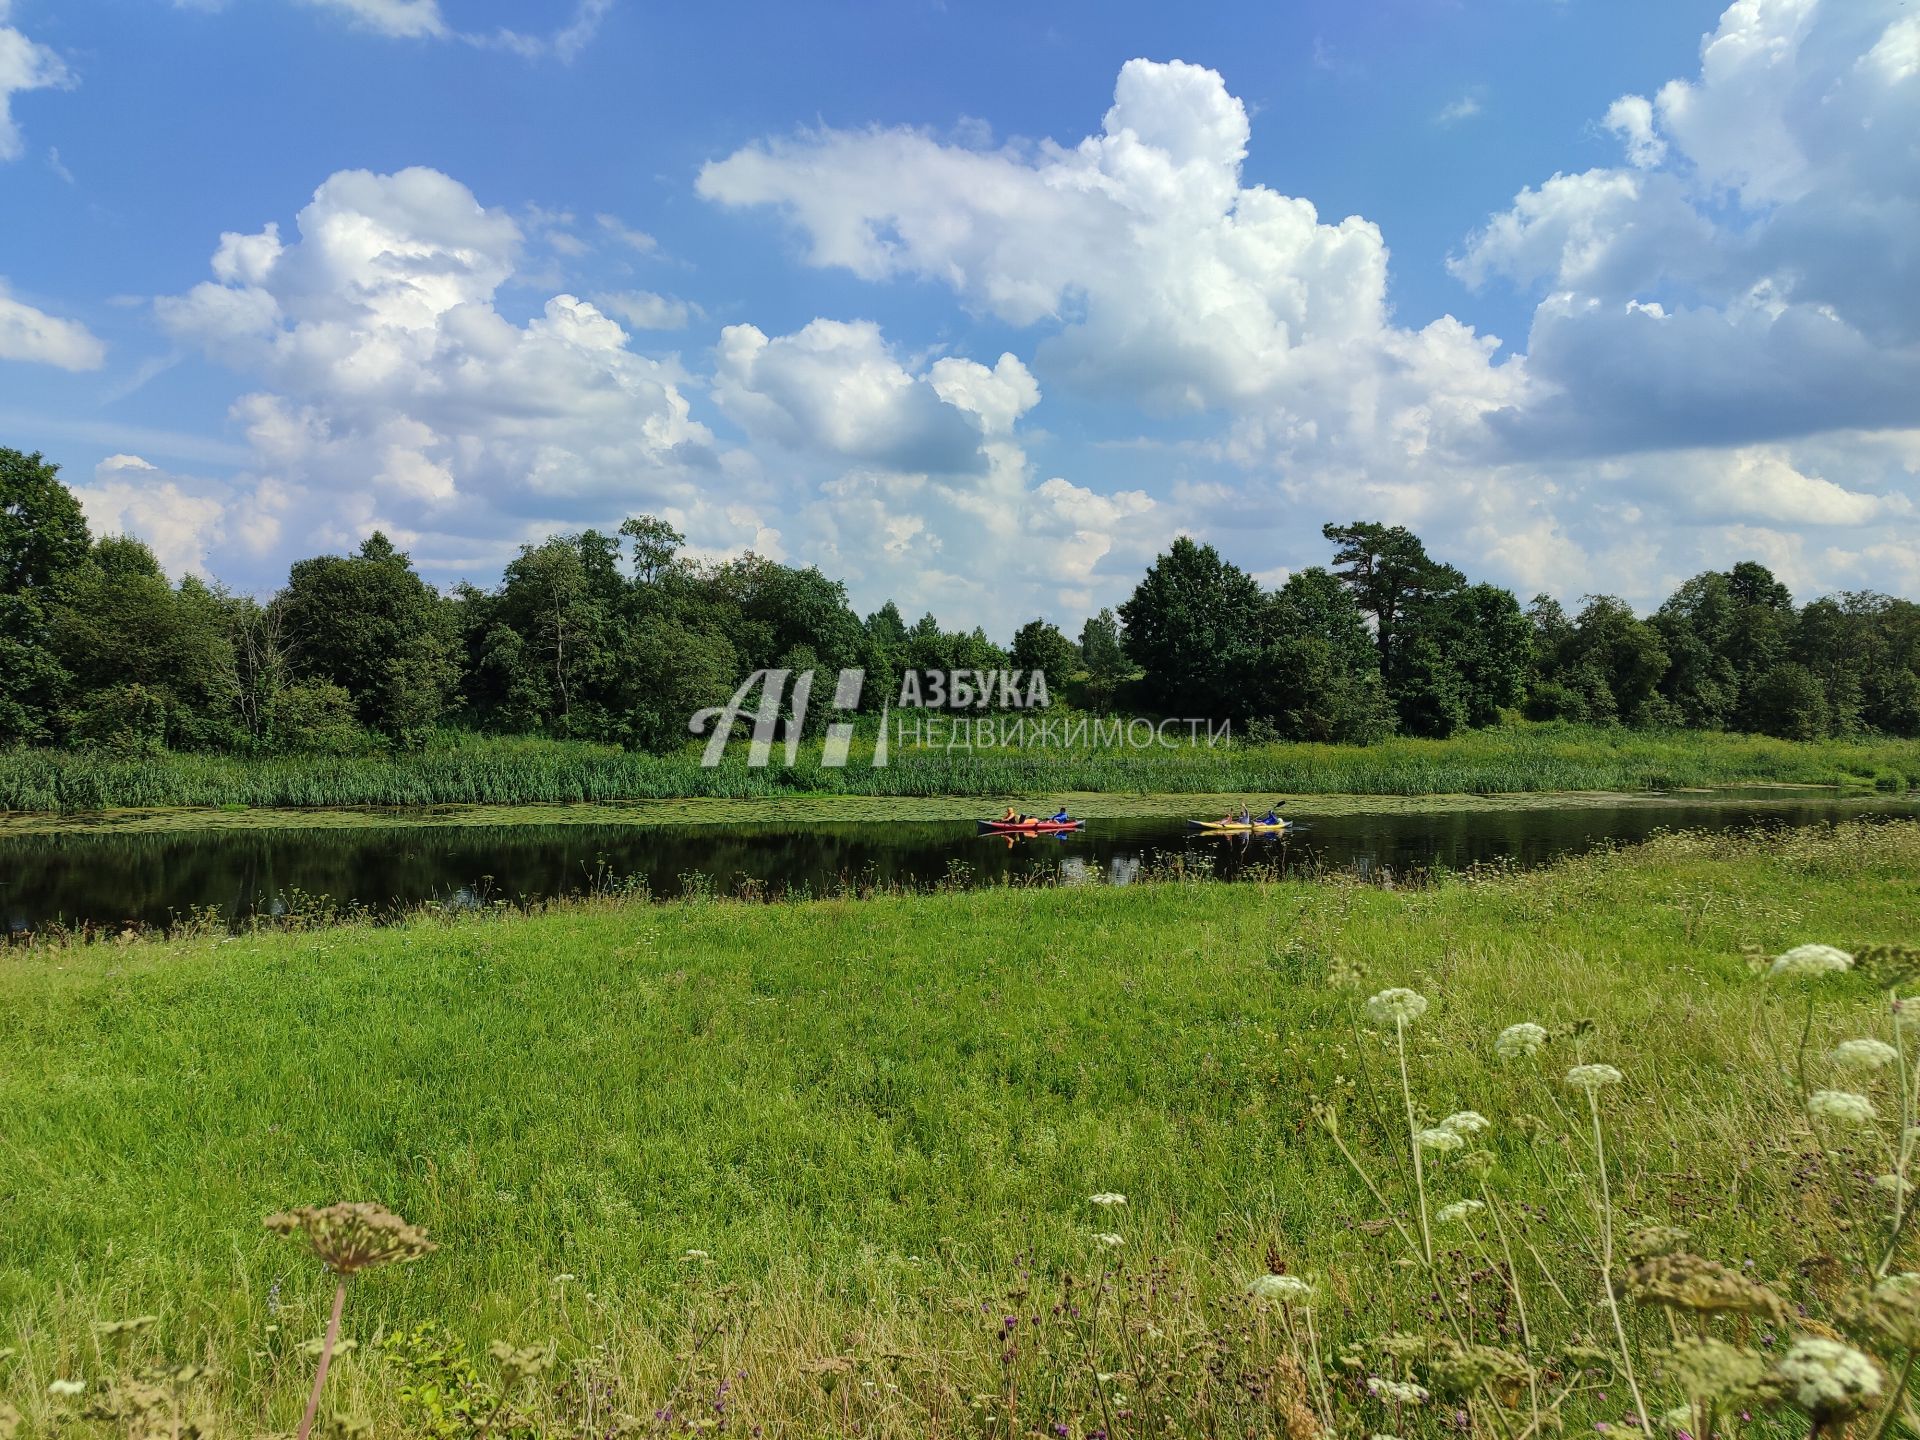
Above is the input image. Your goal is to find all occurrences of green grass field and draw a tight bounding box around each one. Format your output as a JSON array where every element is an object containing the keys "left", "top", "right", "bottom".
[
  {"left": 4, "top": 721, "right": 1919, "bottom": 814},
  {"left": 4, "top": 822, "right": 1919, "bottom": 1437}
]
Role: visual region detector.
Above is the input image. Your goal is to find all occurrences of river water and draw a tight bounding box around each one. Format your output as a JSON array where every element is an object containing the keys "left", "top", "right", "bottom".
[{"left": 2, "top": 789, "right": 1914, "bottom": 933}]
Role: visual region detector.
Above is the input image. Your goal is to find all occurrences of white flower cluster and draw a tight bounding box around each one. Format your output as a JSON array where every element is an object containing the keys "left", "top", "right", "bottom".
[
  {"left": 1438, "top": 1110, "right": 1490, "bottom": 1137},
  {"left": 1808, "top": 1089, "right": 1878, "bottom": 1127},
  {"left": 1768, "top": 944, "right": 1854, "bottom": 979},
  {"left": 1366, "top": 988, "right": 1429, "bottom": 1026},
  {"left": 1093, "top": 1232, "right": 1124, "bottom": 1248},
  {"left": 1775, "top": 1338, "right": 1882, "bottom": 1417},
  {"left": 1564, "top": 1063, "right": 1624, "bottom": 1093},
  {"left": 1833, "top": 1038, "right": 1899, "bottom": 1070},
  {"left": 1495, "top": 1022, "right": 1548, "bottom": 1059},
  {"left": 1436, "top": 1199, "right": 1486, "bottom": 1225},
  {"left": 1415, "top": 1127, "right": 1465, "bottom": 1153},
  {"left": 1246, "top": 1273, "right": 1315, "bottom": 1303},
  {"left": 1367, "top": 1377, "right": 1429, "bottom": 1406},
  {"left": 1089, "top": 1192, "right": 1127, "bottom": 1207}
]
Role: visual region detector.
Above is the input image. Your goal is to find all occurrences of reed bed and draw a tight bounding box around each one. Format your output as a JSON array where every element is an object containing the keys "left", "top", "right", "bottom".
[{"left": 3, "top": 723, "right": 1916, "bottom": 814}]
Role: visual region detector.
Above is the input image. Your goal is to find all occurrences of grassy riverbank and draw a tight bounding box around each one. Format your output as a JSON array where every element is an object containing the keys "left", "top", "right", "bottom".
[
  {"left": 4, "top": 722, "right": 1918, "bottom": 814},
  {"left": 4, "top": 822, "right": 1919, "bottom": 1436}
]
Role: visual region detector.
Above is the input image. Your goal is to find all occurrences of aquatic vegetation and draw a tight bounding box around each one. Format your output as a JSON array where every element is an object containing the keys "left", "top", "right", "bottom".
[{"left": 3, "top": 722, "right": 1917, "bottom": 815}]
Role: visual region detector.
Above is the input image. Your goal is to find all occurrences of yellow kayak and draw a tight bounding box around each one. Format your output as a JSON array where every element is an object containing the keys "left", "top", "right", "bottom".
[{"left": 1187, "top": 818, "right": 1289, "bottom": 833}]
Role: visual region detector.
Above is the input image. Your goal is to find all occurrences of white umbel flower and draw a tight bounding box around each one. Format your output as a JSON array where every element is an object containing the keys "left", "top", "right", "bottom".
[
  {"left": 1367, "top": 1377, "right": 1429, "bottom": 1406},
  {"left": 1367, "top": 988, "right": 1429, "bottom": 1025},
  {"left": 1436, "top": 1199, "right": 1486, "bottom": 1224},
  {"left": 1247, "top": 1274, "right": 1315, "bottom": 1302},
  {"left": 1564, "top": 1063, "right": 1624, "bottom": 1092},
  {"left": 1775, "top": 1337, "right": 1882, "bottom": 1418},
  {"left": 1833, "top": 1038, "right": 1899, "bottom": 1070},
  {"left": 1495, "top": 1022, "right": 1548, "bottom": 1059},
  {"left": 1808, "top": 1089, "right": 1878, "bottom": 1127},
  {"left": 1768, "top": 944, "right": 1854, "bottom": 979},
  {"left": 1874, "top": 1174, "right": 1913, "bottom": 1195},
  {"left": 1415, "top": 1127, "right": 1465, "bottom": 1153},
  {"left": 1439, "top": 1110, "right": 1490, "bottom": 1137},
  {"left": 1093, "top": 1232, "right": 1124, "bottom": 1248},
  {"left": 48, "top": 1379, "right": 85, "bottom": 1397},
  {"left": 1089, "top": 1192, "right": 1127, "bottom": 1207}
]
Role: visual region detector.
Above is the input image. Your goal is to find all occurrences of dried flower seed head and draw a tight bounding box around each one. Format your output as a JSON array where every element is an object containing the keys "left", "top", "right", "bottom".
[
  {"left": 1807, "top": 1089, "right": 1878, "bottom": 1128},
  {"left": 1564, "top": 1063, "right": 1624, "bottom": 1093},
  {"left": 1495, "top": 1023, "right": 1548, "bottom": 1060},
  {"left": 91, "top": 1316, "right": 158, "bottom": 1337},
  {"left": 1625, "top": 1252, "right": 1787, "bottom": 1320},
  {"left": 1853, "top": 1272, "right": 1920, "bottom": 1350},
  {"left": 1424, "top": 1339, "right": 1530, "bottom": 1398},
  {"left": 1775, "top": 1338, "right": 1882, "bottom": 1420},
  {"left": 1247, "top": 1274, "right": 1315, "bottom": 1303},
  {"left": 1366, "top": 989, "right": 1429, "bottom": 1026},
  {"left": 1436, "top": 1200, "right": 1485, "bottom": 1225},
  {"left": 1768, "top": 944, "right": 1854, "bottom": 979},
  {"left": 264, "top": 1202, "right": 435, "bottom": 1274},
  {"left": 1665, "top": 1338, "right": 1779, "bottom": 1405},
  {"left": 1438, "top": 1111, "right": 1490, "bottom": 1138},
  {"left": 1832, "top": 1038, "right": 1899, "bottom": 1070},
  {"left": 1624, "top": 1224, "right": 1692, "bottom": 1258},
  {"left": 488, "top": 1340, "right": 552, "bottom": 1388},
  {"left": 1858, "top": 945, "right": 1920, "bottom": 988}
]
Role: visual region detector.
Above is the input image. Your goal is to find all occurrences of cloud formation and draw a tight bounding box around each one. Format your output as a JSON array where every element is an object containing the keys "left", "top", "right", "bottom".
[
  {"left": 0, "top": 281, "right": 105, "bottom": 370},
  {"left": 0, "top": 4, "right": 69, "bottom": 161}
]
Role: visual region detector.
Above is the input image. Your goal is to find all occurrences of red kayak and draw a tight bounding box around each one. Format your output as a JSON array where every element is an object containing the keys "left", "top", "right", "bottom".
[{"left": 977, "top": 818, "right": 1085, "bottom": 834}]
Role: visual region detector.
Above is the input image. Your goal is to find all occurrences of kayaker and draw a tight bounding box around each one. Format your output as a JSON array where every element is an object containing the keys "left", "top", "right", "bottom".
[
  {"left": 1238, "top": 804, "right": 1252, "bottom": 825},
  {"left": 1260, "top": 808, "right": 1280, "bottom": 826},
  {"left": 1002, "top": 806, "right": 1020, "bottom": 823},
  {"left": 1051, "top": 807, "right": 1070, "bottom": 822}
]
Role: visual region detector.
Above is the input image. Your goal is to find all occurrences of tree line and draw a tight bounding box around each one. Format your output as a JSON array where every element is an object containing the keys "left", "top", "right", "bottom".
[{"left": 3, "top": 446, "right": 1917, "bottom": 756}]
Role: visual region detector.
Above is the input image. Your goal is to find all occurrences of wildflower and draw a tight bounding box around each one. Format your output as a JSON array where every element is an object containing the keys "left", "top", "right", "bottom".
[
  {"left": 1774, "top": 1338, "right": 1881, "bottom": 1419},
  {"left": 1807, "top": 1089, "right": 1877, "bottom": 1128},
  {"left": 48, "top": 1379, "right": 85, "bottom": 1397},
  {"left": 1367, "top": 1377, "right": 1429, "bottom": 1406},
  {"left": 1625, "top": 1252, "right": 1785, "bottom": 1319},
  {"left": 1564, "top": 1063, "right": 1624, "bottom": 1093},
  {"left": 1832, "top": 1038, "right": 1899, "bottom": 1070},
  {"left": 1495, "top": 1023, "right": 1548, "bottom": 1059},
  {"left": 1089, "top": 1192, "right": 1127, "bottom": 1207},
  {"left": 1624, "top": 1224, "right": 1692, "bottom": 1258},
  {"left": 1416, "top": 1128, "right": 1465, "bottom": 1153},
  {"left": 1247, "top": 1274, "right": 1315, "bottom": 1303},
  {"left": 1767, "top": 944, "right": 1853, "bottom": 979},
  {"left": 1895, "top": 997, "right": 1920, "bottom": 1031},
  {"left": 1875, "top": 1174, "right": 1913, "bottom": 1195},
  {"left": 264, "top": 1203, "right": 434, "bottom": 1274},
  {"left": 1436, "top": 1199, "right": 1485, "bottom": 1225},
  {"left": 1858, "top": 1271, "right": 1920, "bottom": 1349},
  {"left": 1439, "top": 1110, "right": 1490, "bottom": 1137},
  {"left": 1093, "top": 1232, "right": 1124, "bottom": 1249},
  {"left": 1666, "top": 1337, "right": 1775, "bottom": 1405},
  {"left": 682, "top": 1250, "right": 711, "bottom": 1261},
  {"left": 1366, "top": 988, "right": 1429, "bottom": 1026}
]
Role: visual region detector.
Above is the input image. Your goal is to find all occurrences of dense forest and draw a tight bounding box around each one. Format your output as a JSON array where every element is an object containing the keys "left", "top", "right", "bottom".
[{"left": 4, "top": 445, "right": 1918, "bottom": 757}]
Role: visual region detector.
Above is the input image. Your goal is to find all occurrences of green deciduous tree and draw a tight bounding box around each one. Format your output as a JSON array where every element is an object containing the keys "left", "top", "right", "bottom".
[{"left": 1118, "top": 537, "right": 1269, "bottom": 721}]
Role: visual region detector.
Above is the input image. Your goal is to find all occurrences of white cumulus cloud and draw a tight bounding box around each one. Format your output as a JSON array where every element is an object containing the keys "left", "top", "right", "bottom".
[{"left": 0, "top": 281, "right": 105, "bottom": 370}]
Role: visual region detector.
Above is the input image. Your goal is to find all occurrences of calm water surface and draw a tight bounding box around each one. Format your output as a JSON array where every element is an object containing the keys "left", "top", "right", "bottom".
[{"left": 3, "top": 789, "right": 1915, "bottom": 932}]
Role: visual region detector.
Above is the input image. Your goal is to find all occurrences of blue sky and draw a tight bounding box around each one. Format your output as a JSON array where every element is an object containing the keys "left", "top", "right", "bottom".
[{"left": 2, "top": 0, "right": 1916, "bottom": 634}]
